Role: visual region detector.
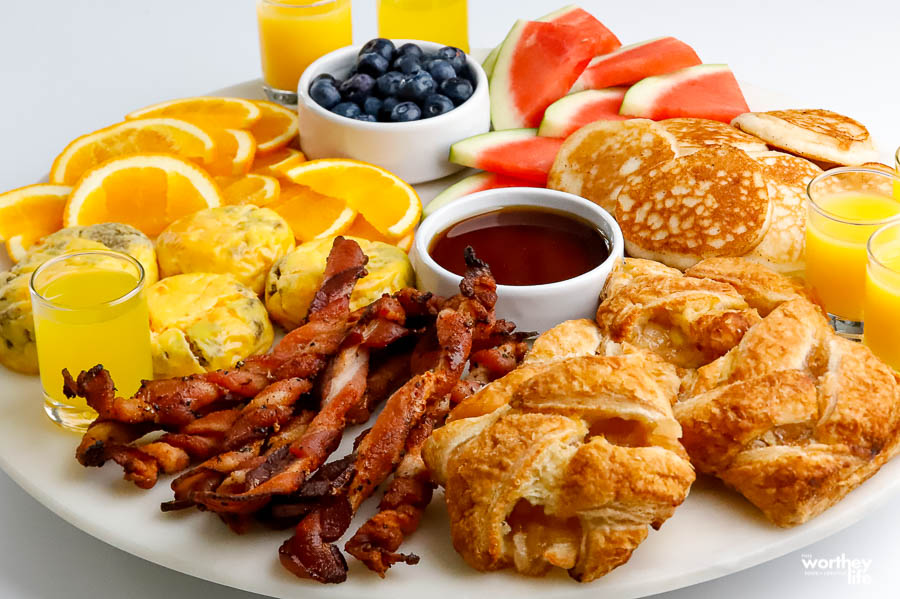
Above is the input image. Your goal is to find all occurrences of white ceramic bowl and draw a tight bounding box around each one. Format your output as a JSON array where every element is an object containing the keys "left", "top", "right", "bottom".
[
  {"left": 296, "top": 40, "right": 490, "bottom": 184},
  {"left": 410, "top": 187, "right": 624, "bottom": 332}
]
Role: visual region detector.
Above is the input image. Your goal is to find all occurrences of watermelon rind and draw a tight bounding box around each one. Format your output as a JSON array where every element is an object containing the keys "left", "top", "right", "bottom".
[
  {"left": 538, "top": 88, "right": 627, "bottom": 137},
  {"left": 449, "top": 128, "right": 539, "bottom": 168},
  {"left": 569, "top": 36, "right": 669, "bottom": 93},
  {"left": 424, "top": 172, "right": 537, "bottom": 217},
  {"left": 619, "top": 64, "right": 732, "bottom": 118},
  {"left": 482, "top": 46, "right": 500, "bottom": 79},
  {"left": 481, "top": 4, "right": 580, "bottom": 78}
]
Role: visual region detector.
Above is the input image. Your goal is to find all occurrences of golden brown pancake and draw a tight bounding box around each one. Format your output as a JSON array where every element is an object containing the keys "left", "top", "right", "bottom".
[
  {"left": 732, "top": 109, "right": 878, "bottom": 166},
  {"left": 658, "top": 118, "right": 768, "bottom": 155},
  {"left": 616, "top": 146, "right": 771, "bottom": 269}
]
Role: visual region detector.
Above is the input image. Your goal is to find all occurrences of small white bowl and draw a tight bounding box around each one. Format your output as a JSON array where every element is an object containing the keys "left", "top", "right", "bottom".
[
  {"left": 410, "top": 187, "right": 625, "bottom": 332},
  {"left": 296, "top": 40, "right": 490, "bottom": 184}
]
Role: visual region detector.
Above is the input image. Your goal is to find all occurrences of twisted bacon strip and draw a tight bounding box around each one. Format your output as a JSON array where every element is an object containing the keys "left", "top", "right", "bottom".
[{"left": 70, "top": 237, "right": 367, "bottom": 488}]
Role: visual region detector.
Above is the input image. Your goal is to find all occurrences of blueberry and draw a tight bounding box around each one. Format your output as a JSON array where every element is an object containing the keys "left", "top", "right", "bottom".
[
  {"left": 426, "top": 59, "right": 456, "bottom": 84},
  {"left": 457, "top": 62, "right": 476, "bottom": 84},
  {"left": 392, "top": 54, "right": 423, "bottom": 75},
  {"left": 339, "top": 73, "right": 376, "bottom": 104},
  {"left": 331, "top": 102, "right": 361, "bottom": 119},
  {"left": 375, "top": 71, "right": 404, "bottom": 97},
  {"left": 389, "top": 101, "right": 422, "bottom": 122},
  {"left": 435, "top": 46, "right": 466, "bottom": 72},
  {"left": 309, "top": 79, "right": 341, "bottom": 109},
  {"left": 439, "top": 77, "right": 474, "bottom": 106},
  {"left": 422, "top": 93, "right": 455, "bottom": 118},
  {"left": 359, "top": 38, "right": 396, "bottom": 62},
  {"left": 396, "top": 43, "right": 425, "bottom": 60},
  {"left": 378, "top": 96, "right": 401, "bottom": 121},
  {"left": 356, "top": 52, "right": 389, "bottom": 78},
  {"left": 362, "top": 96, "right": 383, "bottom": 116},
  {"left": 355, "top": 113, "right": 377, "bottom": 122},
  {"left": 311, "top": 73, "right": 336, "bottom": 86},
  {"left": 399, "top": 71, "right": 436, "bottom": 103}
]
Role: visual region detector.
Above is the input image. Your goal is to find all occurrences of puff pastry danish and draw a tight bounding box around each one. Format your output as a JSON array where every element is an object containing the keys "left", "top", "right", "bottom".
[{"left": 423, "top": 351, "right": 694, "bottom": 582}]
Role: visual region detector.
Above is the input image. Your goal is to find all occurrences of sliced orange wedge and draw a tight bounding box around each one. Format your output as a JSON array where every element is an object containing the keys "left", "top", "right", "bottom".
[
  {"left": 49, "top": 118, "right": 216, "bottom": 185},
  {"left": 64, "top": 153, "right": 222, "bottom": 237},
  {"left": 344, "top": 214, "right": 416, "bottom": 253},
  {"left": 267, "top": 182, "right": 356, "bottom": 242},
  {"left": 204, "top": 128, "right": 257, "bottom": 177},
  {"left": 285, "top": 159, "right": 421, "bottom": 239},
  {"left": 395, "top": 233, "right": 414, "bottom": 253},
  {"left": 0, "top": 184, "right": 71, "bottom": 261},
  {"left": 126, "top": 97, "right": 262, "bottom": 129},
  {"left": 250, "top": 101, "right": 300, "bottom": 154},
  {"left": 252, "top": 147, "right": 306, "bottom": 178},
  {"left": 217, "top": 173, "right": 280, "bottom": 206}
]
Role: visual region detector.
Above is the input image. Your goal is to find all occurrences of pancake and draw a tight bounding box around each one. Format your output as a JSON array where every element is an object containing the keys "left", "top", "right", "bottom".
[
  {"left": 732, "top": 109, "right": 878, "bottom": 166},
  {"left": 743, "top": 151, "right": 822, "bottom": 273},
  {"left": 658, "top": 118, "right": 768, "bottom": 154},
  {"left": 547, "top": 119, "right": 678, "bottom": 215},
  {"left": 616, "top": 146, "right": 771, "bottom": 269}
]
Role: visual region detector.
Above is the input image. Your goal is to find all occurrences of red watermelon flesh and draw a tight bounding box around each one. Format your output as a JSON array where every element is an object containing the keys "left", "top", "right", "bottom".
[
  {"left": 425, "top": 172, "right": 542, "bottom": 217},
  {"left": 449, "top": 129, "right": 564, "bottom": 185},
  {"left": 490, "top": 20, "right": 604, "bottom": 130},
  {"left": 619, "top": 64, "right": 749, "bottom": 123},
  {"left": 570, "top": 36, "right": 701, "bottom": 93},
  {"left": 538, "top": 88, "right": 630, "bottom": 138}
]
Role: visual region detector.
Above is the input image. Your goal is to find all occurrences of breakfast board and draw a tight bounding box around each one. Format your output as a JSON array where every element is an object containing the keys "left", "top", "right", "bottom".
[{"left": 0, "top": 70, "right": 897, "bottom": 599}]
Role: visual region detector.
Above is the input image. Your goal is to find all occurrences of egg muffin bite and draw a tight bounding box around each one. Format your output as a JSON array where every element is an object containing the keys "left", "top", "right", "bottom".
[
  {"left": 0, "top": 223, "right": 156, "bottom": 374},
  {"left": 148, "top": 273, "right": 274, "bottom": 378},
  {"left": 266, "top": 236, "right": 415, "bottom": 330},
  {"left": 156, "top": 205, "right": 295, "bottom": 295}
]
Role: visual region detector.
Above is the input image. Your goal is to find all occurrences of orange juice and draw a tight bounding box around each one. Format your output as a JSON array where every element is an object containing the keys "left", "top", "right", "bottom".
[
  {"left": 805, "top": 192, "right": 900, "bottom": 322},
  {"left": 30, "top": 252, "right": 152, "bottom": 431},
  {"left": 864, "top": 223, "right": 900, "bottom": 371},
  {"left": 378, "top": 0, "right": 469, "bottom": 52},
  {"left": 257, "top": 0, "right": 352, "bottom": 95}
]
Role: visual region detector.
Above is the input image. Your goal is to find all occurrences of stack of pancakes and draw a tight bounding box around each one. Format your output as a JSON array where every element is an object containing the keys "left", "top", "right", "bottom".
[{"left": 548, "top": 110, "right": 880, "bottom": 273}]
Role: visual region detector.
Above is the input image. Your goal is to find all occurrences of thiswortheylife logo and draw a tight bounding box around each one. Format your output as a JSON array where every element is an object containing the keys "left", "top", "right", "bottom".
[{"left": 800, "top": 553, "right": 872, "bottom": 585}]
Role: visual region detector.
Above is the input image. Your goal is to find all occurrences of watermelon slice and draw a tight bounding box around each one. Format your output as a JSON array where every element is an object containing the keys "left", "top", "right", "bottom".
[
  {"left": 570, "top": 37, "right": 701, "bottom": 93},
  {"left": 619, "top": 64, "right": 750, "bottom": 123},
  {"left": 538, "top": 88, "right": 629, "bottom": 138},
  {"left": 424, "top": 172, "right": 542, "bottom": 217},
  {"left": 483, "top": 5, "right": 620, "bottom": 78},
  {"left": 490, "top": 20, "right": 603, "bottom": 130},
  {"left": 449, "top": 129, "right": 564, "bottom": 185}
]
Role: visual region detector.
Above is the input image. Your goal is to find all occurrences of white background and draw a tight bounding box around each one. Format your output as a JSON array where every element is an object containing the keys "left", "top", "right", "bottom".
[{"left": 1, "top": 1, "right": 899, "bottom": 597}]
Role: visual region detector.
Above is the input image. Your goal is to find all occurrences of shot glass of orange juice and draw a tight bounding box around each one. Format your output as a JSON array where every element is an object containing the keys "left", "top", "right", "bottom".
[
  {"left": 378, "top": 0, "right": 469, "bottom": 52},
  {"left": 805, "top": 167, "right": 900, "bottom": 338},
  {"left": 864, "top": 220, "right": 900, "bottom": 371},
  {"left": 257, "top": 0, "right": 352, "bottom": 105},
  {"left": 29, "top": 250, "right": 152, "bottom": 432}
]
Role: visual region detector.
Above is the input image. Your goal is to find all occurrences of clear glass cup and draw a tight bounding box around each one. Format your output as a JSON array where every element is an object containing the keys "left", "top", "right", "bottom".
[
  {"left": 29, "top": 250, "right": 152, "bottom": 432},
  {"left": 864, "top": 220, "right": 900, "bottom": 371},
  {"left": 256, "top": 0, "right": 352, "bottom": 106},
  {"left": 805, "top": 167, "right": 900, "bottom": 339},
  {"left": 377, "top": 0, "right": 469, "bottom": 52}
]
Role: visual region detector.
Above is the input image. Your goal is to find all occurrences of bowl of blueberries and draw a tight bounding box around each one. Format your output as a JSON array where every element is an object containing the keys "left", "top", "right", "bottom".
[{"left": 297, "top": 38, "right": 490, "bottom": 184}]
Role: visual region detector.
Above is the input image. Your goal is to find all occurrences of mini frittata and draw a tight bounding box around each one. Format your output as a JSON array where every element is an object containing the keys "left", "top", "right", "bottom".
[
  {"left": 156, "top": 205, "right": 295, "bottom": 295},
  {"left": 0, "top": 223, "right": 157, "bottom": 374},
  {"left": 148, "top": 273, "right": 274, "bottom": 378},
  {"left": 266, "top": 236, "right": 415, "bottom": 330}
]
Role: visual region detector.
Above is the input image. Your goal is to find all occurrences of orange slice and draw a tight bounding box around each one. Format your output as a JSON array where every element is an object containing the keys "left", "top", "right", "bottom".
[
  {"left": 0, "top": 184, "right": 71, "bottom": 261},
  {"left": 343, "top": 213, "right": 395, "bottom": 244},
  {"left": 249, "top": 100, "right": 300, "bottom": 154},
  {"left": 126, "top": 97, "right": 262, "bottom": 129},
  {"left": 395, "top": 233, "right": 414, "bottom": 253},
  {"left": 49, "top": 118, "right": 216, "bottom": 185},
  {"left": 267, "top": 182, "right": 356, "bottom": 242},
  {"left": 252, "top": 147, "right": 306, "bottom": 178},
  {"left": 217, "top": 173, "right": 280, "bottom": 206},
  {"left": 285, "top": 159, "right": 421, "bottom": 239},
  {"left": 64, "top": 153, "right": 222, "bottom": 237},
  {"left": 204, "top": 128, "right": 257, "bottom": 176}
]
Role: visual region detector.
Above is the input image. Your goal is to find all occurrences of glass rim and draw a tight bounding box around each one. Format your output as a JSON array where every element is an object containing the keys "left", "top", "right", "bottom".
[
  {"left": 258, "top": 0, "right": 340, "bottom": 7},
  {"left": 29, "top": 249, "right": 146, "bottom": 312},
  {"left": 867, "top": 219, "right": 900, "bottom": 274},
  {"left": 806, "top": 166, "right": 900, "bottom": 227},
  {"left": 895, "top": 145, "right": 899, "bottom": 169}
]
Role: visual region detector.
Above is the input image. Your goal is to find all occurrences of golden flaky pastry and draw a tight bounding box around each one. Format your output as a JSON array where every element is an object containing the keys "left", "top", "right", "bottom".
[
  {"left": 423, "top": 351, "right": 694, "bottom": 582},
  {"left": 675, "top": 298, "right": 900, "bottom": 526}
]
